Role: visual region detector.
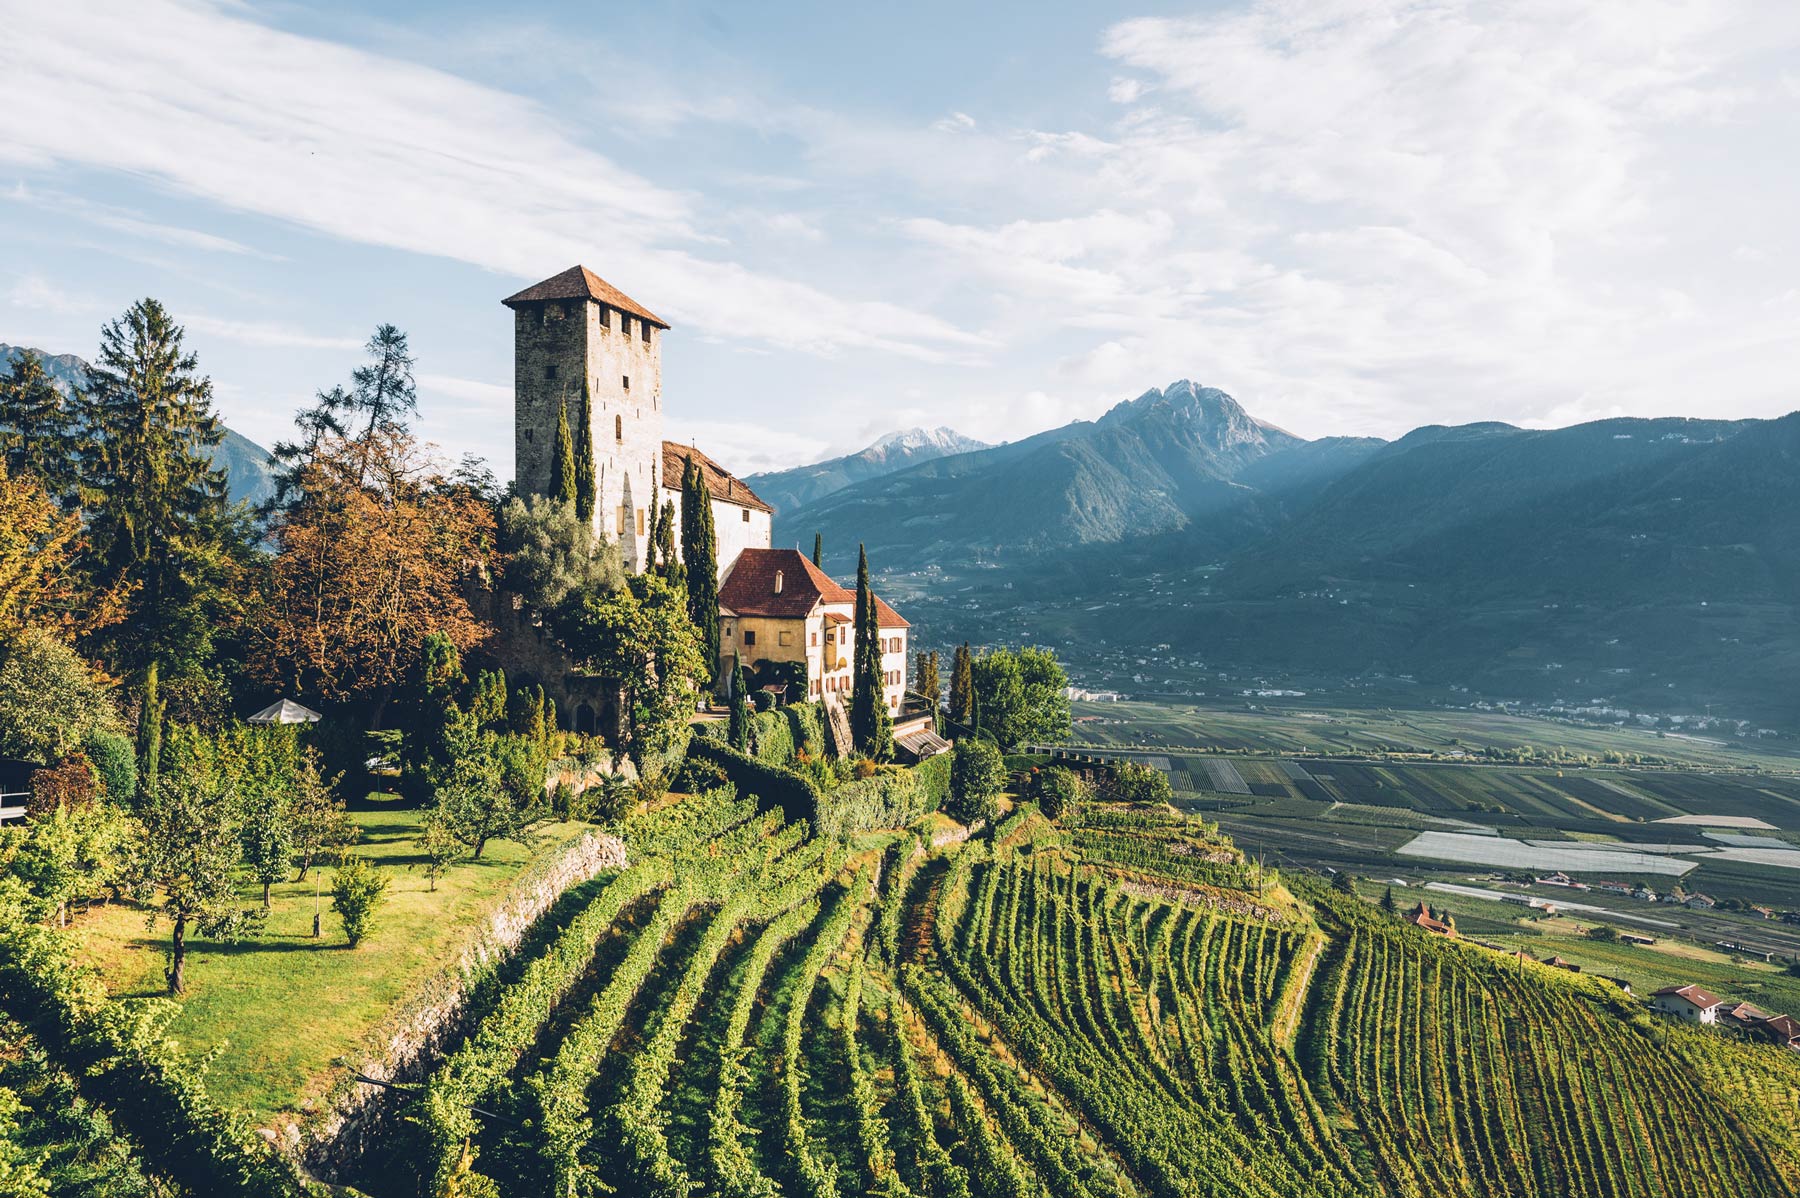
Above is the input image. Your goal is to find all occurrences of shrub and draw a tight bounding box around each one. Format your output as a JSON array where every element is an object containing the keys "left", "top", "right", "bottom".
[
  {"left": 1029, "top": 765, "right": 1087, "bottom": 820},
  {"left": 82, "top": 730, "right": 137, "bottom": 804},
  {"left": 27, "top": 753, "right": 98, "bottom": 816},
  {"left": 331, "top": 855, "right": 391, "bottom": 948},
  {"left": 1101, "top": 761, "right": 1173, "bottom": 806},
  {"left": 784, "top": 702, "right": 826, "bottom": 760},
  {"left": 947, "top": 740, "right": 1004, "bottom": 826}
]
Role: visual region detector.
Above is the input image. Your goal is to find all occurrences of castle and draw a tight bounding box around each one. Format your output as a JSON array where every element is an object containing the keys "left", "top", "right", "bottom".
[
  {"left": 503, "top": 266, "right": 925, "bottom": 734},
  {"left": 504, "top": 265, "right": 773, "bottom": 577}
]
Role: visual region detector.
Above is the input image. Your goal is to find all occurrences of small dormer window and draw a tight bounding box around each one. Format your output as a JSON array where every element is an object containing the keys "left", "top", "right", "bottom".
[{"left": 774, "top": 570, "right": 784, "bottom": 594}]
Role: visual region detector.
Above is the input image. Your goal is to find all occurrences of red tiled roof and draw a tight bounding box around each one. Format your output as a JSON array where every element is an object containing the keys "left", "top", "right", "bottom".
[
  {"left": 717, "top": 548, "right": 909, "bottom": 628},
  {"left": 662, "top": 442, "right": 772, "bottom": 513},
  {"left": 1652, "top": 984, "right": 1724, "bottom": 1009},
  {"left": 501, "top": 265, "right": 669, "bottom": 328},
  {"left": 720, "top": 549, "right": 849, "bottom": 619},
  {"left": 1756, "top": 1014, "right": 1800, "bottom": 1042}
]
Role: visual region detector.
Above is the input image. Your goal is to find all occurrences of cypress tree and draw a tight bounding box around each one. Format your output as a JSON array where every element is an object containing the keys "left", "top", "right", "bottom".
[
  {"left": 573, "top": 379, "right": 596, "bottom": 523},
  {"left": 656, "top": 499, "right": 682, "bottom": 586},
  {"left": 950, "top": 643, "right": 975, "bottom": 727},
  {"left": 729, "top": 661, "right": 751, "bottom": 752},
  {"left": 916, "top": 650, "right": 941, "bottom": 731},
  {"left": 137, "top": 660, "right": 164, "bottom": 799},
  {"left": 679, "top": 456, "right": 720, "bottom": 687},
  {"left": 812, "top": 532, "right": 823, "bottom": 566},
  {"left": 849, "top": 544, "right": 892, "bottom": 760},
  {"left": 550, "top": 399, "right": 577, "bottom": 505}
]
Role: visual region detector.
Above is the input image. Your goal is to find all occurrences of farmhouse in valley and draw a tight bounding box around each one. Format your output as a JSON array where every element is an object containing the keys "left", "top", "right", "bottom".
[
  {"left": 1650, "top": 984, "right": 1724, "bottom": 1024},
  {"left": 497, "top": 266, "right": 920, "bottom": 732}
]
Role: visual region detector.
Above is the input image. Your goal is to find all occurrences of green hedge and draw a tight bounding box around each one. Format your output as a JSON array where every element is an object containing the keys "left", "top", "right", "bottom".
[
  {"left": 913, "top": 751, "right": 952, "bottom": 808},
  {"left": 687, "top": 737, "right": 823, "bottom": 827},
  {"left": 785, "top": 703, "right": 826, "bottom": 760},
  {"left": 817, "top": 768, "right": 934, "bottom": 840},
  {"left": 748, "top": 710, "right": 794, "bottom": 766}
]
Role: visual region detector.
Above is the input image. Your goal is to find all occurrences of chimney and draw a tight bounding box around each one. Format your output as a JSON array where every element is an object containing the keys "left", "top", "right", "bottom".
[
  {"left": 727, "top": 478, "right": 734, "bottom": 496},
  {"left": 774, "top": 570, "right": 784, "bottom": 594}
]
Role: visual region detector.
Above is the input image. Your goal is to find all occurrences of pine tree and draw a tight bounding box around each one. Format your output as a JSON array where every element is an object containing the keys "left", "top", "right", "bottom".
[
  {"left": 0, "top": 349, "right": 84, "bottom": 506},
  {"left": 79, "top": 298, "right": 237, "bottom": 676},
  {"left": 728, "top": 661, "right": 751, "bottom": 752},
  {"left": 849, "top": 544, "right": 893, "bottom": 760},
  {"left": 573, "top": 378, "right": 596, "bottom": 523},
  {"left": 812, "top": 532, "right": 822, "bottom": 566},
  {"left": 550, "top": 399, "right": 577, "bottom": 506},
  {"left": 950, "top": 643, "right": 975, "bottom": 727},
  {"left": 347, "top": 324, "right": 417, "bottom": 487},
  {"left": 679, "top": 456, "right": 719, "bottom": 687}
]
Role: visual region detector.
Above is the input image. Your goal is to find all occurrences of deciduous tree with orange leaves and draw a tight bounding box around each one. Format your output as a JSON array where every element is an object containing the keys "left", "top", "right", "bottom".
[{"left": 253, "top": 426, "right": 494, "bottom": 726}]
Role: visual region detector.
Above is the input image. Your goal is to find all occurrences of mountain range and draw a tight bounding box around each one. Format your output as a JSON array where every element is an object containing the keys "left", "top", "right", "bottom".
[
  {"left": 744, "top": 425, "right": 988, "bottom": 514},
  {"left": 777, "top": 381, "right": 1800, "bottom": 726},
  {"left": 2, "top": 344, "right": 276, "bottom": 508}
]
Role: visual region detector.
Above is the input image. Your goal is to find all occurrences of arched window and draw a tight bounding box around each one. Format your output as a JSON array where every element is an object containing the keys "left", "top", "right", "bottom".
[{"left": 615, "top": 415, "right": 623, "bottom": 442}]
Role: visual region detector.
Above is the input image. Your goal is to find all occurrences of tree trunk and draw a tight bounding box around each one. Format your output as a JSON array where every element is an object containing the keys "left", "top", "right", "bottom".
[
  {"left": 262, "top": 880, "right": 272, "bottom": 908},
  {"left": 472, "top": 835, "right": 487, "bottom": 861},
  {"left": 168, "top": 915, "right": 187, "bottom": 995},
  {"left": 370, "top": 683, "right": 394, "bottom": 731}
]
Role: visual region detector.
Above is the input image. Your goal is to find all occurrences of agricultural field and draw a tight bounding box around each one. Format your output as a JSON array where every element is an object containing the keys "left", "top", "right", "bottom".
[
  {"left": 1069, "top": 699, "right": 1800, "bottom": 771},
  {"left": 309, "top": 786, "right": 1800, "bottom": 1198}
]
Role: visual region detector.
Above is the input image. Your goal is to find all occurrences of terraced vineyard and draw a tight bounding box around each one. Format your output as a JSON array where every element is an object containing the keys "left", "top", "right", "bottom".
[{"left": 358, "top": 788, "right": 1800, "bottom": 1197}]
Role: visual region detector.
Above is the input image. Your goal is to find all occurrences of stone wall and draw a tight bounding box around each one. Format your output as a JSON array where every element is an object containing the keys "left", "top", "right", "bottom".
[
  {"left": 471, "top": 587, "right": 620, "bottom": 735},
  {"left": 296, "top": 828, "right": 628, "bottom": 1182}
]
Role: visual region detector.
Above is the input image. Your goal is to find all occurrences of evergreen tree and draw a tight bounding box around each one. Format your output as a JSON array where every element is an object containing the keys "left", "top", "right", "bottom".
[
  {"left": 79, "top": 299, "right": 238, "bottom": 676},
  {"left": 950, "top": 642, "right": 975, "bottom": 727},
  {"left": 655, "top": 499, "right": 682, "bottom": 587},
  {"left": 0, "top": 349, "right": 84, "bottom": 505},
  {"left": 267, "top": 383, "right": 351, "bottom": 512},
  {"left": 550, "top": 399, "right": 577, "bottom": 505},
  {"left": 347, "top": 324, "right": 417, "bottom": 486},
  {"left": 849, "top": 544, "right": 893, "bottom": 760},
  {"left": 136, "top": 661, "right": 163, "bottom": 798},
  {"left": 1381, "top": 886, "right": 1398, "bottom": 913},
  {"left": 916, "top": 649, "right": 941, "bottom": 731},
  {"left": 573, "top": 378, "right": 597, "bottom": 523},
  {"left": 812, "top": 532, "right": 823, "bottom": 566},
  {"left": 728, "top": 661, "right": 751, "bottom": 752},
  {"left": 679, "top": 456, "right": 719, "bottom": 687}
]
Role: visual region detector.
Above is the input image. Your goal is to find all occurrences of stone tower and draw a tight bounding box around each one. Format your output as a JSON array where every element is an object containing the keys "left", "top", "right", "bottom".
[{"left": 503, "top": 265, "right": 667, "bottom": 571}]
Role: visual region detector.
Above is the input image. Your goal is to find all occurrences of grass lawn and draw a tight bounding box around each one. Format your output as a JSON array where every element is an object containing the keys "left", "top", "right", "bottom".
[{"left": 68, "top": 800, "right": 590, "bottom": 1122}]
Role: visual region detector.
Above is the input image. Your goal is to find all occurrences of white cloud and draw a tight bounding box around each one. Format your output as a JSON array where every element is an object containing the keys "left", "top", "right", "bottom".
[
  {"left": 6, "top": 183, "right": 273, "bottom": 257},
  {"left": 417, "top": 373, "right": 513, "bottom": 413},
  {"left": 665, "top": 418, "right": 832, "bottom": 476},
  {"left": 0, "top": 0, "right": 985, "bottom": 363},
  {"left": 5, "top": 273, "right": 101, "bottom": 315},
  {"left": 183, "top": 314, "right": 362, "bottom": 350}
]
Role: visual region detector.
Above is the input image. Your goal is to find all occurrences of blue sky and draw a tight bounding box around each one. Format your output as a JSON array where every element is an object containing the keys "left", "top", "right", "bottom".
[{"left": 4, "top": 0, "right": 1799, "bottom": 478}]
